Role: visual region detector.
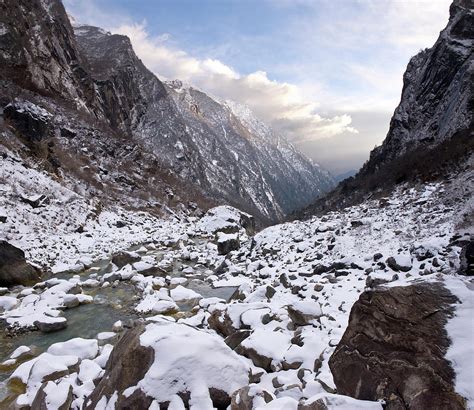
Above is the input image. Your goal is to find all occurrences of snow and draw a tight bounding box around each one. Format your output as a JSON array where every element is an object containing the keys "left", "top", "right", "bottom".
[
  {"left": 0, "top": 158, "right": 472, "bottom": 408},
  {"left": 444, "top": 276, "right": 474, "bottom": 407},
  {"left": 47, "top": 338, "right": 99, "bottom": 360},
  {"left": 138, "top": 321, "right": 250, "bottom": 404}
]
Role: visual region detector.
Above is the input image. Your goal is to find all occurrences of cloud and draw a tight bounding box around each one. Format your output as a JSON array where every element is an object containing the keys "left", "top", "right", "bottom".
[{"left": 112, "top": 22, "right": 357, "bottom": 142}]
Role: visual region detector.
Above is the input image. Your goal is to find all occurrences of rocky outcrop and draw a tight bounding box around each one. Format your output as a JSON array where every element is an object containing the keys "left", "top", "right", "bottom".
[
  {"left": 459, "top": 240, "right": 473, "bottom": 275},
  {"left": 329, "top": 283, "right": 465, "bottom": 409},
  {"left": 366, "top": 0, "right": 473, "bottom": 167},
  {"left": 84, "top": 324, "right": 154, "bottom": 409},
  {"left": 0, "top": 241, "right": 41, "bottom": 287}
]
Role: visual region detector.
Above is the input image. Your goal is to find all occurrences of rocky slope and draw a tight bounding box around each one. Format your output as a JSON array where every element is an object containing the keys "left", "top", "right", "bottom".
[{"left": 299, "top": 0, "right": 474, "bottom": 216}]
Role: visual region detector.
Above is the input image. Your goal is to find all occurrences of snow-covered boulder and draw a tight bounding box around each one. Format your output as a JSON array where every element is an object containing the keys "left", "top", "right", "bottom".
[
  {"left": 0, "top": 241, "right": 42, "bottom": 287},
  {"left": 197, "top": 206, "right": 255, "bottom": 235},
  {"left": 85, "top": 322, "right": 250, "bottom": 408},
  {"left": 217, "top": 232, "right": 240, "bottom": 255},
  {"left": 386, "top": 254, "right": 412, "bottom": 272}
]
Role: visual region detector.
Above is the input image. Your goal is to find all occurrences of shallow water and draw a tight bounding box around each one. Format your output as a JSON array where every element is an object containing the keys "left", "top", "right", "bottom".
[{"left": 0, "top": 239, "right": 236, "bottom": 396}]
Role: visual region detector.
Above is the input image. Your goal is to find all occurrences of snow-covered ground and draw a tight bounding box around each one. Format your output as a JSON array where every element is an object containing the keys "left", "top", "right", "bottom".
[{"left": 0, "top": 145, "right": 472, "bottom": 408}]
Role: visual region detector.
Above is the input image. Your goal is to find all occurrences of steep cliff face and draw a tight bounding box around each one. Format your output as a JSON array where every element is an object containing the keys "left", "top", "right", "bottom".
[
  {"left": 366, "top": 0, "right": 473, "bottom": 170},
  {"left": 298, "top": 0, "right": 474, "bottom": 216},
  {"left": 0, "top": 0, "right": 98, "bottom": 112}
]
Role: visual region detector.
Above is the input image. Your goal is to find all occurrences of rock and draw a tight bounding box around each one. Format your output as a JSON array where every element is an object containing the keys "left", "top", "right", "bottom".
[
  {"left": 386, "top": 255, "right": 412, "bottom": 272},
  {"left": 350, "top": 220, "right": 364, "bottom": 227},
  {"left": 3, "top": 100, "right": 52, "bottom": 143},
  {"left": 459, "top": 240, "right": 473, "bottom": 276},
  {"left": 111, "top": 251, "right": 141, "bottom": 268},
  {"left": 208, "top": 308, "right": 239, "bottom": 337},
  {"left": 329, "top": 283, "right": 465, "bottom": 409},
  {"left": 34, "top": 317, "right": 67, "bottom": 333},
  {"left": 0, "top": 241, "right": 42, "bottom": 287},
  {"left": 32, "top": 382, "right": 73, "bottom": 410},
  {"left": 86, "top": 321, "right": 249, "bottom": 409},
  {"left": 85, "top": 324, "right": 154, "bottom": 409},
  {"left": 224, "top": 330, "right": 252, "bottom": 350},
  {"left": 287, "top": 301, "right": 322, "bottom": 326},
  {"left": 19, "top": 194, "right": 47, "bottom": 208},
  {"left": 373, "top": 253, "right": 383, "bottom": 261},
  {"left": 63, "top": 294, "right": 80, "bottom": 308},
  {"left": 231, "top": 386, "right": 273, "bottom": 410},
  {"left": 265, "top": 285, "right": 276, "bottom": 300},
  {"left": 217, "top": 232, "right": 240, "bottom": 255}
]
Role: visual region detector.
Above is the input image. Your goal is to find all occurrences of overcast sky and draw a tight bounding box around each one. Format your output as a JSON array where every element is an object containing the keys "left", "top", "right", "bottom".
[{"left": 64, "top": 0, "right": 452, "bottom": 175}]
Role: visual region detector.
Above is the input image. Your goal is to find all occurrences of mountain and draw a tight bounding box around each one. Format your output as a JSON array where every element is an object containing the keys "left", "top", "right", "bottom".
[
  {"left": 299, "top": 0, "right": 474, "bottom": 216},
  {"left": 164, "top": 81, "right": 334, "bottom": 219},
  {"left": 0, "top": 1, "right": 473, "bottom": 409},
  {"left": 0, "top": 0, "right": 334, "bottom": 226}
]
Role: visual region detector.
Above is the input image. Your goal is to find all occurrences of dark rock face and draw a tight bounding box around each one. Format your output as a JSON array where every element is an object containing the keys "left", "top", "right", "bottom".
[
  {"left": 459, "top": 240, "right": 474, "bottom": 275},
  {"left": 0, "top": 241, "right": 41, "bottom": 287},
  {"left": 111, "top": 251, "right": 141, "bottom": 269},
  {"left": 84, "top": 324, "right": 155, "bottom": 409},
  {"left": 217, "top": 234, "right": 240, "bottom": 255},
  {"left": 329, "top": 283, "right": 465, "bottom": 409},
  {"left": 3, "top": 101, "right": 52, "bottom": 143}
]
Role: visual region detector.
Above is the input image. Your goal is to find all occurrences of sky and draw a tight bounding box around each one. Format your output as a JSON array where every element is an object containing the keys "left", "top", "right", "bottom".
[{"left": 64, "top": 0, "right": 452, "bottom": 175}]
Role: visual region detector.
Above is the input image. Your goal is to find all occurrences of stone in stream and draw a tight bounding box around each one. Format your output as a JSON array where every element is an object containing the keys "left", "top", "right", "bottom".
[
  {"left": 0, "top": 240, "right": 42, "bottom": 287},
  {"left": 34, "top": 317, "right": 68, "bottom": 333},
  {"left": 111, "top": 251, "right": 141, "bottom": 268},
  {"left": 329, "top": 282, "right": 465, "bottom": 409}
]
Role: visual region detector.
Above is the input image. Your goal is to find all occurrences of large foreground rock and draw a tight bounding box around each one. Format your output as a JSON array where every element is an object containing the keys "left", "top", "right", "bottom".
[
  {"left": 86, "top": 320, "right": 249, "bottom": 409},
  {"left": 329, "top": 283, "right": 465, "bottom": 409},
  {"left": 0, "top": 241, "right": 42, "bottom": 287}
]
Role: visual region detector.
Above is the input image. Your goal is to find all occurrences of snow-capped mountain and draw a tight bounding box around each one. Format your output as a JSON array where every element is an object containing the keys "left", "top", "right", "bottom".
[
  {"left": 164, "top": 81, "right": 334, "bottom": 220},
  {"left": 0, "top": 0, "right": 334, "bottom": 224}
]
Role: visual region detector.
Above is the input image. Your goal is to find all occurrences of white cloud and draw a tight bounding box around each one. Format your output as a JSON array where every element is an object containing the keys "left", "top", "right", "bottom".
[{"left": 113, "top": 22, "right": 357, "bottom": 142}]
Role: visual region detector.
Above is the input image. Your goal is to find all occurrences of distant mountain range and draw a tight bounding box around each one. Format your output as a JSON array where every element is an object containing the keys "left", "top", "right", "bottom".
[{"left": 0, "top": 2, "right": 334, "bottom": 224}]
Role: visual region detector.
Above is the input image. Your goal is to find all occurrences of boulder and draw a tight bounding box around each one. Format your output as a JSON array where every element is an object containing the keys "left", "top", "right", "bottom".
[
  {"left": 111, "top": 251, "right": 141, "bottom": 268},
  {"left": 0, "top": 241, "right": 42, "bottom": 287},
  {"left": 32, "top": 381, "right": 73, "bottom": 410},
  {"left": 287, "top": 301, "right": 322, "bottom": 326},
  {"left": 34, "top": 317, "right": 67, "bottom": 333},
  {"left": 386, "top": 255, "right": 412, "bottom": 272},
  {"left": 329, "top": 283, "right": 465, "bottom": 409},
  {"left": 85, "top": 324, "right": 154, "bottom": 409},
  {"left": 3, "top": 100, "right": 52, "bottom": 143},
  {"left": 217, "top": 232, "right": 240, "bottom": 255},
  {"left": 86, "top": 321, "right": 249, "bottom": 409},
  {"left": 459, "top": 240, "right": 473, "bottom": 276}
]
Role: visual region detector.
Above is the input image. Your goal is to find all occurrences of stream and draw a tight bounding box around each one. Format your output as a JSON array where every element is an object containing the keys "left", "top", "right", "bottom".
[{"left": 0, "top": 240, "right": 236, "bottom": 402}]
